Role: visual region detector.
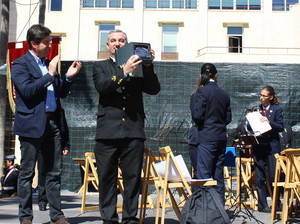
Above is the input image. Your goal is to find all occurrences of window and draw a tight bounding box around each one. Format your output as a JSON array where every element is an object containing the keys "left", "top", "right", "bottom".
[
  {"left": 223, "top": 0, "right": 233, "bottom": 9},
  {"left": 228, "top": 27, "right": 243, "bottom": 53},
  {"left": 236, "top": 0, "right": 248, "bottom": 9},
  {"left": 82, "top": 0, "right": 133, "bottom": 8},
  {"left": 273, "top": 0, "right": 299, "bottom": 11},
  {"left": 161, "top": 25, "right": 179, "bottom": 60},
  {"left": 50, "top": 0, "right": 62, "bottom": 11},
  {"left": 208, "top": 0, "right": 261, "bottom": 10},
  {"left": 98, "top": 24, "right": 115, "bottom": 59},
  {"left": 145, "top": 0, "right": 197, "bottom": 9},
  {"left": 162, "top": 25, "right": 178, "bottom": 52}
]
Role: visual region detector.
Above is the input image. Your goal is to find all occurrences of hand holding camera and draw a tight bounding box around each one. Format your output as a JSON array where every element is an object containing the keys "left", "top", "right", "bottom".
[{"left": 123, "top": 55, "right": 142, "bottom": 75}]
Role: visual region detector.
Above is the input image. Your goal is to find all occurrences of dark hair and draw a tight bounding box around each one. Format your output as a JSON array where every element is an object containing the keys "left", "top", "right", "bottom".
[
  {"left": 198, "top": 63, "right": 218, "bottom": 87},
  {"left": 26, "top": 24, "right": 51, "bottom": 49},
  {"left": 262, "top": 85, "right": 280, "bottom": 105}
]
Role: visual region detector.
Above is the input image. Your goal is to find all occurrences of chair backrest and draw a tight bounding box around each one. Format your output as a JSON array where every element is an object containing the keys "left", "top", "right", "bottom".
[
  {"left": 282, "top": 148, "right": 300, "bottom": 183},
  {"left": 84, "top": 152, "right": 99, "bottom": 186},
  {"left": 154, "top": 146, "right": 192, "bottom": 182}
]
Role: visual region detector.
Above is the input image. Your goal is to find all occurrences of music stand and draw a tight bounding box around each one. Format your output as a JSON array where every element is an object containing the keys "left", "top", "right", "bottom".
[
  {"left": 229, "top": 135, "right": 264, "bottom": 224},
  {"left": 240, "top": 135, "right": 259, "bottom": 145}
]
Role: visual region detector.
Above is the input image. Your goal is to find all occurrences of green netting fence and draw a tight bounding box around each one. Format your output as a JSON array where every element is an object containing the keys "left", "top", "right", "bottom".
[{"left": 60, "top": 61, "right": 300, "bottom": 191}]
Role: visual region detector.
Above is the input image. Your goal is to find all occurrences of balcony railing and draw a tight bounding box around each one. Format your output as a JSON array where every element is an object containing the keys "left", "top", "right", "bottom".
[{"left": 197, "top": 46, "right": 300, "bottom": 56}]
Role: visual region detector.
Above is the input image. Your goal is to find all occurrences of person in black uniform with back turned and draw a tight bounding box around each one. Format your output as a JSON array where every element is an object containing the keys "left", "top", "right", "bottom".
[
  {"left": 190, "top": 63, "right": 232, "bottom": 204},
  {"left": 93, "top": 30, "right": 160, "bottom": 224},
  {"left": 252, "top": 86, "right": 284, "bottom": 213}
]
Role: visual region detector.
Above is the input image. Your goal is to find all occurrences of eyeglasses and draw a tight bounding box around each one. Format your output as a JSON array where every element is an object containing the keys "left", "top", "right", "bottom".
[{"left": 259, "top": 94, "right": 270, "bottom": 98}]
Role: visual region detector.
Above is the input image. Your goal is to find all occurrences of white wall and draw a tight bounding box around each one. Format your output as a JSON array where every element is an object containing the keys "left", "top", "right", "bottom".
[{"left": 9, "top": 0, "right": 300, "bottom": 63}]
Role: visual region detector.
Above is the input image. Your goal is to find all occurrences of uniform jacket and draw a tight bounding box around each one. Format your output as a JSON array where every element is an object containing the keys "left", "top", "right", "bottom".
[
  {"left": 1, "top": 166, "right": 19, "bottom": 195},
  {"left": 93, "top": 59, "right": 160, "bottom": 140},
  {"left": 11, "top": 51, "right": 72, "bottom": 138},
  {"left": 190, "top": 81, "right": 231, "bottom": 142},
  {"left": 254, "top": 104, "right": 284, "bottom": 153}
]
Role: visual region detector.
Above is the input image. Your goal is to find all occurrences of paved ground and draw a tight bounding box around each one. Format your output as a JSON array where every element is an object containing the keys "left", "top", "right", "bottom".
[{"left": 0, "top": 191, "right": 298, "bottom": 224}]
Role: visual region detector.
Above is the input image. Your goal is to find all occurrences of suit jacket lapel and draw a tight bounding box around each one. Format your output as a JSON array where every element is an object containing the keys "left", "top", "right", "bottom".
[{"left": 25, "top": 51, "right": 43, "bottom": 78}]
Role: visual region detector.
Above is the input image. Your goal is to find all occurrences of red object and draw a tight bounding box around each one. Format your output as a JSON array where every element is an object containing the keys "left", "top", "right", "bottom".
[{"left": 7, "top": 37, "right": 61, "bottom": 103}]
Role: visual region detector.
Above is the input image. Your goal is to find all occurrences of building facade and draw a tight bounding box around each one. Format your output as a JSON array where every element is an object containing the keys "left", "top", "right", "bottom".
[{"left": 8, "top": 0, "right": 300, "bottom": 63}]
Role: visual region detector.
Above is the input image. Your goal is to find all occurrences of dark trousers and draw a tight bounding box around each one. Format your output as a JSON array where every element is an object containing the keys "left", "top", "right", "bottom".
[
  {"left": 253, "top": 144, "right": 277, "bottom": 209},
  {"left": 188, "top": 144, "right": 198, "bottom": 179},
  {"left": 94, "top": 138, "right": 144, "bottom": 223},
  {"left": 196, "top": 140, "right": 226, "bottom": 203},
  {"left": 18, "top": 118, "right": 63, "bottom": 222},
  {"left": 38, "top": 151, "right": 48, "bottom": 205}
]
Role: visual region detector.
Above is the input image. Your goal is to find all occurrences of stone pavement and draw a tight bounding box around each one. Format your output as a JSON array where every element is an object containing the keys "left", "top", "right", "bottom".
[{"left": 0, "top": 191, "right": 296, "bottom": 224}]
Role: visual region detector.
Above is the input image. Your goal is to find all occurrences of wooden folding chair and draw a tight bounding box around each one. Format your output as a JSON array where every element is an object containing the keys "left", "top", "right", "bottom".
[
  {"left": 81, "top": 152, "right": 99, "bottom": 213},
  {"left": 80, "top": 152, "right": 124, "bottom": 214},
  {"left": 154, "top": 146, "right": 217, "bottom": 224},
  {"left": 224, "top": 166, "right": 238, "bottom": 206},
  {"left": 236, "top": 157, "right": 258, "bottom": 210},
  {"left": 280, "top": 148, "right": 300, "bottom": 224},
  {"left": 224, "top": 147, "right": 238, "bottom": 206},
  {"left": 271, "top": 153, "right": 287, "bottom": 223},
  {"left": 139, "top": 148, "right": 165, "bottom": 223}
]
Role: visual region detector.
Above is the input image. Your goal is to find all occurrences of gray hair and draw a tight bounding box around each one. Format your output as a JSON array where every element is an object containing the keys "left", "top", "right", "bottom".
[{"left": 107, "top": 29, "right": 128, "bottom": 43}]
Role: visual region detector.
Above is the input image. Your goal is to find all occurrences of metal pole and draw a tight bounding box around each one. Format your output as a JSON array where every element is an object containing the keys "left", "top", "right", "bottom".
[
  {"left": 0, "top": 0, "right": 9, "bottom": 65},
  {"left": 0, "top": 0, "right": 9, "bottom": 177},
  {"left": 0, "top": 74, "right": 7, "bottom": 177}
]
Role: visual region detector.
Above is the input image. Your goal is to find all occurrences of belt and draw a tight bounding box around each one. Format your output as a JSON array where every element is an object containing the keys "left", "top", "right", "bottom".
[
  {"left": 46, "top": 112, "right": 57, "bottom": 118},
  {"left": 3, "top": 186, "right": 15, "bottom": 190}
]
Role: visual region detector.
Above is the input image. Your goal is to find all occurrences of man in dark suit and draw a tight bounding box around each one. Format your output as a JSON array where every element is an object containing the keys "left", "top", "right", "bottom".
[
  {"left": 93, "top": 30, "right": 160, "bottom": 224},
  {"left": 11, "top": 24, "right": 81, "bottom": 224},
  {"left": 190, "top": 63, "right": 231, "bottom": 203}
]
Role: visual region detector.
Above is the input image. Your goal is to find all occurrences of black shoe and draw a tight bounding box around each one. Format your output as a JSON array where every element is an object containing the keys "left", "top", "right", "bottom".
[
  {"left": 121, "top": 217, "right": 139, "bottom": 224},
  {"left": 38, "top": 202, "right": 47, "bottom": 211},
  {"left": 259, "top": 207, "right": 271, "bottom": 213}
]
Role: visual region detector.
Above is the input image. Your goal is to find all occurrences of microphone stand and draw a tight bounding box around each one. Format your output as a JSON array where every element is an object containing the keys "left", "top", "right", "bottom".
[
  {"left": 227, "top": 111, "right": 264, "bottom": 224},
  {"left": 228, "top": 139, "right": 264, "bottom": 224}
]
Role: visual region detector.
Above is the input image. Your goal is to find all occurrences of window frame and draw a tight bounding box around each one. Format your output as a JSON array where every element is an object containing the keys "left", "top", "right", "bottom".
[
  {"left": 50, "top": 0, "right": 62, "bottom": 11},
  {"left": 208, "top": 0, "right": 261, "bottom": 10},
  {"left": 161, "top": 24, "right": 179, "bottom": 60},
  {"left": 81, "top": 0, "right": 134, "bottom": 8},
  {"left": 144, "top": 0, "right": 197, "bottom": 9},
  {"left": 227, "top": 26, "right": 243, "bottom": 53},
  {"left": 272, "top": 0, "right": 299, "bottom": 11}
]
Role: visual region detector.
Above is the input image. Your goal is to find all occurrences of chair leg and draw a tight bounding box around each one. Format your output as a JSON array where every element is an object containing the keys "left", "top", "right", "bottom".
[
  {"left": 168, "top": 189, "right": 181, "bottom": 219},
  {"left": 282, "top": 188, "right": 290, "bottom": 224},
  {"left": 139, "top": 181, "right": 148, "bottom": 224},
  {"left": 160, "top": 183, "right": 168, "bottom": 224},
  {"left": 81, "top": 159, "right": 89, "bottom": 214}
]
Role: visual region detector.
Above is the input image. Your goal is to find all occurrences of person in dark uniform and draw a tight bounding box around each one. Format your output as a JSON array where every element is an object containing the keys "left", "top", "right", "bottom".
[
  {"left": 11, "top": 24, "right": 81, "bottom": 224},
  {"left": 252, "top": 86, "right": 284, "bottom": 213},
  {"left": 187, "top": 124, "right": 198, "bottom": 179},
  {"left": 0, "top": 155, "right": 19, "bottom": 197},
  {"left": 37, "top": 108, "right": 70, "bottom": 211},
  {"left": 190, "top": 63, "right": 232, "bottom": 203},
  {"left": 93, "top": 30, "right": 160, "bottom": 224}
]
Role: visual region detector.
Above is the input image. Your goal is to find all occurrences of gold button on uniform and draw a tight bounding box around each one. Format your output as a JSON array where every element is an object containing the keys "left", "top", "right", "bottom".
[
  {"left": 122, "top": 118, "right": 126, "bottom": 122},
  {"left": 122, "top": 96, "right": 126, "bottom": 100},
  {"left": 122, "top": 107, "right": 125, "bottom": 111}
]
